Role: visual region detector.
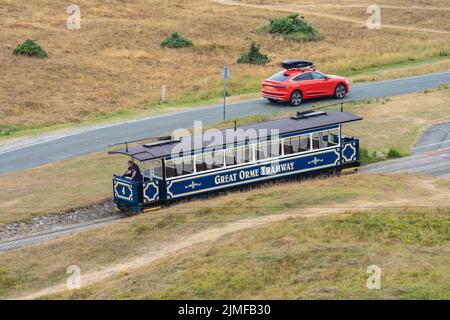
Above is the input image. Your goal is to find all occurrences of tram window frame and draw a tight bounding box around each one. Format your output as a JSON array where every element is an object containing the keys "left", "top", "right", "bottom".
[
  {"left": 312, "top": 128, "right": 340, "bottom": 150},
  {"left": 324, "top": 128, "right": 340, "bottom": 147},
  {"left": 195, "top": 150, "right": 225, "bottom": 172},
  {"left": 165, "top": 156, "right": 195, "bottom": 178},
  {"left": 284, "top": 134, "right": 310, "bottom": 154},
  {"left": 166, "top": 149, "right": 227, "bottom": 179},
  {"left": 164, "top": 127, "right": 341, "bottom": 180},
  {"left": 142, "top": 159, "right": 163, "bottom": 180},
  {"left": 224, "top": 145, "right": 253, "bottom": 165},
  {"left": 256, "top": 139, "right": 282, "bottom": 161}
]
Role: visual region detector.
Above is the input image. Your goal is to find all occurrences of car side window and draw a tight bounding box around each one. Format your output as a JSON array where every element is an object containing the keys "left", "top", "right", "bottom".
[
  {"left": 311, "top": 72, "right": 327, "bottom": 80},
  {"left": 292, "top": 73, "right": 313, "bottom": 81}
]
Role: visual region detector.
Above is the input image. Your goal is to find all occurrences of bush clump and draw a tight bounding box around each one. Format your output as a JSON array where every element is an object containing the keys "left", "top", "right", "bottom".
[
  {"left": 237, "top": 42, "right": 270, "bottom": 65},
  {"left": 160, "top": 32, "right": 193, "bottom": 48},
  {"left": 13, "top": 39, "right": 48, "bottom": 57},
  {"left": 387, "top": 148, "right": 403, "bottom": 159},
  {"left": 265, "top": 14, "right": 323, "bottom": 41}
]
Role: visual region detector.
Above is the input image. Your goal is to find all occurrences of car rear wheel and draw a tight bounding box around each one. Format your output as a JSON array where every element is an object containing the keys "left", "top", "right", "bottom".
[
  {"left": 289, "top": 90, "right": 302, "bottom": 106},
  {"left": 335, "top": 84, "right": 346, "bottom": 99}
]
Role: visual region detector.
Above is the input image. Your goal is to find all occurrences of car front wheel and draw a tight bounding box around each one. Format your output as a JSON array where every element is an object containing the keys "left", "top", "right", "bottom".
[
  {"left": 335, "top": 84, "right": 346, "bottom": 99},
  {"left": 289, "top": 90, "right": 302, "bottom": 106}
]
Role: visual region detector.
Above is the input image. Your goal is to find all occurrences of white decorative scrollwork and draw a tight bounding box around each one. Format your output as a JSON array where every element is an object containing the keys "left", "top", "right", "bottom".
[
  {"left": 342, "top": 144, "right": 356, "bottom": 162},
  {"left": 308, "top": 157, "right": 324, "bottom": 165},
  {"left": 185, "top": 181, "right": 202, "bottom": 190}
]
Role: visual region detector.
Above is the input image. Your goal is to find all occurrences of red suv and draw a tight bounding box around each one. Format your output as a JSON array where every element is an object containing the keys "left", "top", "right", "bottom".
[{"left": 261, "top": 60, "right": 350, "bottom": 106}]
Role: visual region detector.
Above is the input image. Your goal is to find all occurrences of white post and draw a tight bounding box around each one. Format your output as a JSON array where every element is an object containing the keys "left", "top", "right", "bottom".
[{"left": 161, "top": 82, "right": 167, "bottom": 103}]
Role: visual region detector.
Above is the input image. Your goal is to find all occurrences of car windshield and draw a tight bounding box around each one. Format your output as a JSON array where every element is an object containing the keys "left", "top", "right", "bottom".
[{"left": 267, "top": 72, "right": 290, "bottom": 82}]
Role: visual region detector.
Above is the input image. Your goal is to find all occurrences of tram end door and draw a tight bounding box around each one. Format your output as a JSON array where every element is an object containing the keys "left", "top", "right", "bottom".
[{"left": 112, "top": 175, "right": 142, "bottom": 213}]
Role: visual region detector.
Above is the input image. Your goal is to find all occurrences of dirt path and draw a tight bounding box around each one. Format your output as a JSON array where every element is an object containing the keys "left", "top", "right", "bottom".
[
  {"left": 15, "top": 207, "right": 351, "bottom": 300},
  {"left": 213, "top": 0, "right": 450, "bottom": 34}
]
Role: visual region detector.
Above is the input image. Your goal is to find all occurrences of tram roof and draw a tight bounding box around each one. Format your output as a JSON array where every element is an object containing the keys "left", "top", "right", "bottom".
[{"left": 109, "top": 110, "right": 362, "bottom": 161}]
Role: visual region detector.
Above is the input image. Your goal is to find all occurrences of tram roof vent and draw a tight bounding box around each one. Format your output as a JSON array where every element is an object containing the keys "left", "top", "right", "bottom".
[
  {"left": 291, "top": 110, "right": 327, "bottom": 120},
  {"left": 143, "top": 137, "right": 180, "bottom": 148}
]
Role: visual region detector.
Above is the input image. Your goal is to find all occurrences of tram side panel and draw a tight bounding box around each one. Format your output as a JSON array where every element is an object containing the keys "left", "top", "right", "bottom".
[
  {"left": 164, "top": 147, "right": 342, "bottom": 200},
  {"left": 113, "top": 138, "right": 360, "bottom": 209},
  {"left": 341, "top": 136, "right": 360, "bottom": 168}
]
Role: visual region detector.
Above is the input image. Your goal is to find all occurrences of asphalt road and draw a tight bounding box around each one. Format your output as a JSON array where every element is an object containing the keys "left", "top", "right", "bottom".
[
  {"left": 411, "top": 122, "right": 450, "bottom": 155},
  {"left": 1, "top": 71, "right": 450, "bottom": 174},
  {"left": 362, "top": 147, "right": 450, "bottom": 178},
  {"left": 362, "top": 122, "right": 450, "bottom": 178}
]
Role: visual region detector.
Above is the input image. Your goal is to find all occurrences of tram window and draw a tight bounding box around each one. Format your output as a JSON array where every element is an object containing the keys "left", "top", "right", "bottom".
[
  {"left": 143, "top": 159, "right": 162, "bottom": 179},
  {"left": 325, "top": 128, "right": 340, "bottom": 146},
  {"left": 225, "top": 148, "right": 237, "bottom": 165},
  {"left": 195, "top": 152, "right": 220, "bottom": 172},
  {"left": 180, "top": 156, "right": 194, "bottom": 174},
  {"left": 299, "top": 135, "right": 310, "bottom": 151},
  {"left": 165, "top": 156, "right": 194, "bottom": 177},
  {"left": 203, "top": 150, "right": 225, "bottom": 169},
  {"left": 235, "top": 146, "right": 252, "bottom": 164},
  {"left": 165, "top": 159, "right": 178, "bottom": 178},
  {"left": 311, "top": 132, "right": 322, "bottom": 149},
  {"left": 284, "top": 134, "right": 310, "bottom": 153},
  {"left": 256, "top": 140, "right": 280, "bottom": 160},
  {"left": 312, "top": 129, "right": 340, "bottom": 149}
]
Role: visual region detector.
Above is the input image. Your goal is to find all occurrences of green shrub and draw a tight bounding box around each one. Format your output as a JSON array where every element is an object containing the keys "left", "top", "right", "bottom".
[
  {"left": 359, "top": 147, "right": 377, "bottom": 165},
  {"left": 0, "top": 124, "right": 21, "bottom": 137},
  {"left": 13, "top": 39, "right": 48, "bottom": 57},
  {"left": 160, "top": 32, "right": 193, "bottom": 48},
  {"left": 387, "top": 148, "right": 403, "bottom": 159},
  {"left": 237, "top": 42, "right": 270, "bottom": 65},
  {"left": 265, "top": 14, "right": 323, "bottom": 41}
]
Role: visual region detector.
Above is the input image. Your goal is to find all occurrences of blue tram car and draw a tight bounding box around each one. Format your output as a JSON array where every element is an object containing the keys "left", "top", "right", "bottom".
[{"left": 109, "top": 110, "right": 362, "bottom": 211}]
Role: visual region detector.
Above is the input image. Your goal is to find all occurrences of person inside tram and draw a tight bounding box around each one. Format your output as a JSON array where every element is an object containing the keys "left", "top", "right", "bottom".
[{"left": 123, "top": 160, "right": 143, "bottom": 182}]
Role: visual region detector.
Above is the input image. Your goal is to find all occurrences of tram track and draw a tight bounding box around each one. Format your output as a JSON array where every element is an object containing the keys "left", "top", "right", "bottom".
[{"left": 0, "top": 214, "right": 123, "bottom": 252}]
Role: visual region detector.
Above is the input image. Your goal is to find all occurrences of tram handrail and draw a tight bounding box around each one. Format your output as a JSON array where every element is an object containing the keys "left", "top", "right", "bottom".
[
  {"left": 108, "top": 135, "right": 172, "bottom": 152},
  {"left": 310, "top": 99, "right": 356, "bottom": 112}
]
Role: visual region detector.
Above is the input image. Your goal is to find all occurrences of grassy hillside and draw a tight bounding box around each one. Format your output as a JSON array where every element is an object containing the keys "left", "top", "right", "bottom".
[
  {"left": 49, "top": 212, "right": 450, "bottom": 300},
  {"left": 0, "top": 0, "right": 449, "bottom": 136},
  {"left": 0, "top": 88, "right": 449, "bottom": 225},
  {"left": 0, "top": 173, "right": 449, "bottom": 299}
]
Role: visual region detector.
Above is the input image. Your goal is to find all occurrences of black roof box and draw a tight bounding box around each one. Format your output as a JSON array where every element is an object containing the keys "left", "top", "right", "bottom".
[{"left": 281, "top": 59, "right": 314, "bottom": 69}]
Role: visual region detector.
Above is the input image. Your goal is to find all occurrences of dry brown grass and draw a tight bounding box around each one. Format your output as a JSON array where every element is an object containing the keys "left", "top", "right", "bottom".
[
  {"left": 242, "top": 0, "right": 450, "bottom": 30},
  {"left": 0, "top": 88, "right": 448, "bottom": 225},
  {"left": 0, "top": 0, "right": 449, "bottom": 132}
]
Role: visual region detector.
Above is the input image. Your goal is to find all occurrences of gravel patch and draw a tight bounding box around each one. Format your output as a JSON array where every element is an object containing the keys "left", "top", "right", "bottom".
[{"left": 0, "top": 202, "right": 115, "bottom": 241}]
